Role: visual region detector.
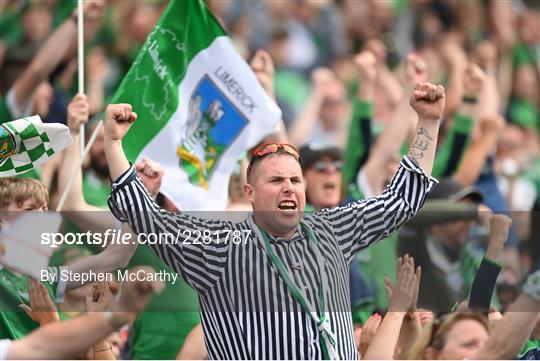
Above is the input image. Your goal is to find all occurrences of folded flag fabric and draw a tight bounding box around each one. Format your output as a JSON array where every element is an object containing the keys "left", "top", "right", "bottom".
[
  {"left": 111, "top": 0, "right": 281, "bottom": 211},
  {"left": 0, "top": 115, "right": 71, "bottom": 177}
]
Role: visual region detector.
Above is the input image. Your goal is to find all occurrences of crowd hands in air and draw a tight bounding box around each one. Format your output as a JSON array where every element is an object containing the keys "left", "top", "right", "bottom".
[{"left": 1, "top": 0, "right": 539, "bottom": 359}]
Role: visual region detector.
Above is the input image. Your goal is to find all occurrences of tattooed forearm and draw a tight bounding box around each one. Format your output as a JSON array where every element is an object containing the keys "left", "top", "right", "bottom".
[{"left": 408, "top": 127, "right": 434, "bottom": 161}]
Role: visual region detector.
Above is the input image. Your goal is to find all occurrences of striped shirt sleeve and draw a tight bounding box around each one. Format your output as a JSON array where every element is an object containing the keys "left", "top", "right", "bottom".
[
  {"left": 107, "top": 166, "right": 230, "bottom": 293},
  {"left": 321, "top": 156, "right": 437, "bottom": 263}
]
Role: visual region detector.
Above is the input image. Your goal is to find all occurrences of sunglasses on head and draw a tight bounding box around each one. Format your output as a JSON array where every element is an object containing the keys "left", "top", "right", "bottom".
[
  {"left": 247, "top": 143, "right": 300, "bottom": 176},
  {"left": 312, "top": 159, "right": 343, "bottom": 172}
]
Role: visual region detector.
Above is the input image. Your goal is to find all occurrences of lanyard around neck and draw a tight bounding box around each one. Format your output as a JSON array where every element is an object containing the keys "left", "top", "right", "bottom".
[{"left": 251, "top": 216, "right": 339, "bottom": 359}]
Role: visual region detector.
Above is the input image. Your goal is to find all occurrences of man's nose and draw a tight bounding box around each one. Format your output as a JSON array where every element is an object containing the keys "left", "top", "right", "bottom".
[{"left": 282, "top": 179, "right": 295, "bottom": 192}]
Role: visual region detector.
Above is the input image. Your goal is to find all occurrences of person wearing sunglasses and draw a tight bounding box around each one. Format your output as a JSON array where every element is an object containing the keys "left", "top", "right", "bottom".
[
  {"left": 299, "top": 144, "right": 344, "bottom": 211},
  {"left": 101, "top": 81, "right": 444, "bottom": 360}
]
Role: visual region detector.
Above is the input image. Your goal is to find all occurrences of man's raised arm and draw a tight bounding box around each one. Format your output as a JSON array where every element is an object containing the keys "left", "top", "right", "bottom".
[
  {"left": 102, "top": 104, "right": 231, "bottom": 294},
  {"left": 103, "top": 104, "right": 138, "bottom": 181},
  {"left": 323, "top": 82, "right": 444, "bottom": 262},
  {"left": 406, "top": 82, "right": 445, "bottom": 177}
]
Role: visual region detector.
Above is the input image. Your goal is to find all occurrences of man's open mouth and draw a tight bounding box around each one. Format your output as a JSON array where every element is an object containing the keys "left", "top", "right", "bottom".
[{"left": 278, "top": 201, "right": 297, "bottom": 210}]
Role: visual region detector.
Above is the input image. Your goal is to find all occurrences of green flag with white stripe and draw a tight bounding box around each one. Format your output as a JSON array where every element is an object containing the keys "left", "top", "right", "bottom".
[
  {"left": 111, "top": 0, "right": 281, "bottom": 211},
  {"left": 0, "top": 115, "right": 71, "bottom": 177}
]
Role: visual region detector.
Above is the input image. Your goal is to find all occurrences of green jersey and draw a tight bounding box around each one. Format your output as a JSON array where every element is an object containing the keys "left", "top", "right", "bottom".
[
  {"left": 519, "top": 339, "right": 540, "bottom": 360},
  {"left": 127, "top": 245, "right": 200, "bottom": 360},
  {"left": 0, "top": 267, "right": 62, "bottom": 339}
]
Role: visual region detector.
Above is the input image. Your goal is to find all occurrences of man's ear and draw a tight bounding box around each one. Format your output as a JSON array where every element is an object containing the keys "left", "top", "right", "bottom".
[{"left": 243, "top": 183, "right": 254, "bottom": 203}]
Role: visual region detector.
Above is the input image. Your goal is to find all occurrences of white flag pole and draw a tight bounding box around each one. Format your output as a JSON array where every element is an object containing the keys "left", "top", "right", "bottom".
[
  {"left": 56, "top": 120, "right": 103, "bottom": 213},
  {"left": 77, "top": 0, "right": 85, "bottom": 155}
]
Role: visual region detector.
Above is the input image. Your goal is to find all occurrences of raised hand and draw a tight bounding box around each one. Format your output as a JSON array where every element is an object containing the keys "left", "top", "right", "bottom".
[
  {"left": 479, "top": 115, "right": 505, "bottom": 135},
  {"left": 363, "top": 38, "right": 387, "bottom": 65},
  {"left": 19, "top": 278, "right": 59, "bottom": 326},
  {"left": 463, "top": 63, "right": 486, "bottom": 98},
  {"left": 489, "top": 214, "right": 513, "bottom": 243},
  {"left": 311, "top": 67, "right": 335, "bottom": 94},
  {"left": 386, "top": 255, "right": 418, "bottom": 312},
  {"left": 104, "top": 104, "right": 137, "bottom": 141},
  {"left": 67, "top": 93, "right": 90, "bottom": 135},
  {"left": 85, "top": 281, "right": 113, "bottom": 313},
  {"left": 250, "top": 49, "right": 275, "bottom": 98},
  {"left": 81, "top": 0, "right": 106, "bottom": 22},
  {"left": 359, "top": 313, "right": 382, "bottom": 358},
  {"left": 439, "top": 36, "right": 467, "bottom": 69},
  {"left": 409, "top": 82, "right": 445, "bottom": 122},
  {"left": 354, "top": 51, "right": 377, "bottom": 83},
  {"left": 405, "top": 53, "right": 428, "bottom": 88},
  {"left": 474, "top": 41, "right": 498, "bottom": 73},
  {"left": 136, "top": 157, "right": 165, "bottom": 199},
  {"left": 485, "top": 214, "right": 513, "bottom": 263}
]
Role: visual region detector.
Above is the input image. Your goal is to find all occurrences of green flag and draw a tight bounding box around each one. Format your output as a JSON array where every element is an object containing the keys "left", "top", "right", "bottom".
[
  {"left": 0, "top": 115, "right": 71, "bottom": 177},
  {"left": 111, "top": 0, "right": 281, "bottom": 211}
]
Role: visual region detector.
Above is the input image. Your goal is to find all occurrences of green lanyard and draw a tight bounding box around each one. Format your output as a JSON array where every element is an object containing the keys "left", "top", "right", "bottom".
[{"left": 251, "top": 217, "right": 338, "bottom": 359}]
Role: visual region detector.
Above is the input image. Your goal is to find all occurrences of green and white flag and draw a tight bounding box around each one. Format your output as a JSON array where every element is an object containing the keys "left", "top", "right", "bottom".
[
  {"left": 111, "top": 0, "right": 281, "bottom": 211},
  {"left": 0, "top": 115, "right": 71, "bottom": 177}
]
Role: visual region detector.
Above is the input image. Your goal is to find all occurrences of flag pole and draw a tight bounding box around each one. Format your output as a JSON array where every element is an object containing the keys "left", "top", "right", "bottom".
[
  {"left": 77, "top": 0, "right": 85, "bottom": 155},
  {"left": 56, "top": 120, "right": 103, "bottom": 212}
]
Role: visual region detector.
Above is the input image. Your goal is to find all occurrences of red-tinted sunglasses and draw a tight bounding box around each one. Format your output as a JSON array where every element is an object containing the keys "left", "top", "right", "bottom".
[
  {"left": 247, "top": 143, "right": 300, "bottom": 176},
  {"left": 251, "top": 143, "right": 300, "bottom": 159}
]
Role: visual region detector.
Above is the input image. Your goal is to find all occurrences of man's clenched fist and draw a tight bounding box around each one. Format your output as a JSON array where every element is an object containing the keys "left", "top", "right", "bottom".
[
  {"left": 489, "top": 214, "right": 513, "bottom": 243},
  {"left": 409, "top": 82, "right": 445, "bottom": 122},
  {"left": 104, "top": 104, "right": 137, "bottom": 141},
  {"left": 136, "top": 157, "right": 165, "bottom": 200}
]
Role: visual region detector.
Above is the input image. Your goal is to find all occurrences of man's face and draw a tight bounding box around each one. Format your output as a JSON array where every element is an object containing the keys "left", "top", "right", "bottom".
[
  {"left": 244, "top": 154, "right": 306, "bottom": 238},
  {"left": 304, "top": 156, "right": 342, "bottom": 209}
]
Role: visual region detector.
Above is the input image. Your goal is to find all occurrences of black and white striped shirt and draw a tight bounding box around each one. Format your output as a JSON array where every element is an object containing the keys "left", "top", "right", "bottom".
[{"left": 108, "top": 156, "right": 436, "bottom": 360}]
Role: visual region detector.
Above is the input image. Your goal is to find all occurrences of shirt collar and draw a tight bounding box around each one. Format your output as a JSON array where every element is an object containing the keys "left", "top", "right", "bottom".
[{"left": 266, "top": 226, "right": 304, "bottom": 245}]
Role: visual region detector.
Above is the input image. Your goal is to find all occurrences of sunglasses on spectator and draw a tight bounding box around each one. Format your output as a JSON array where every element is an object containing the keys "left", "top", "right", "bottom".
[
  {"left": 311, "top": 159, "right": 343, "bottom": 172},
  {"left": 247, "top": 143, "right": 300, "bottom": 176}
]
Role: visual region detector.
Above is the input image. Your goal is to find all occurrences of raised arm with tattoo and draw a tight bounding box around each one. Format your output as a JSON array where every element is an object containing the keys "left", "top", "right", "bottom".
[{"left": 407, "top": 82, "right": 445, "bottom": 177}]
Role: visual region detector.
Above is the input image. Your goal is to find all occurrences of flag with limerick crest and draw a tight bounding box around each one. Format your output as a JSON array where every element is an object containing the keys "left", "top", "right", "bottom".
[
  {"left": 0, "top": 116, "right": 71, "bottom": 177},
  {"left": 111, "top": 0, "right": 281, "bottom": 211}
]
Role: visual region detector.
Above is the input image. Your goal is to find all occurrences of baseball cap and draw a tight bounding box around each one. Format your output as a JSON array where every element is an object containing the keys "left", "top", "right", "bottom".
[
  {"left": 299, "top": 144, "right": 343, "bottom": 170},
  {"left": 428, "top": 178, "right": 485, "bottom": 203}
]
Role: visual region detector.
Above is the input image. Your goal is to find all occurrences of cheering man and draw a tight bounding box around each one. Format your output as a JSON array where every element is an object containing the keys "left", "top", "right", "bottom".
[{"left": 103, "top": 82, "right": 444, "bottom": 359}]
